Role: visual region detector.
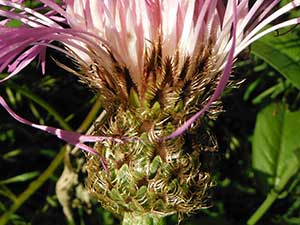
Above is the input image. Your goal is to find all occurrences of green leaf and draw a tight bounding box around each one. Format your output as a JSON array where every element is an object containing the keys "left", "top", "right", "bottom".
[
  {"left": 2, "top": 149, "right": 22, "bottom": 160},
  {"left": 251, "top": 81, "right": 286, "bottom": 105},
  {"left": 0, "top": 171, "right": 40, "bottom": 185},
  {"left": 0, "top": 184, "right": 17, "bottom": 201},
  {"left": 251, "top": 31, "right": 300, "bottom": 89},
  {"left": 252, "top": 103, "right": 300, "bottom": 193}
]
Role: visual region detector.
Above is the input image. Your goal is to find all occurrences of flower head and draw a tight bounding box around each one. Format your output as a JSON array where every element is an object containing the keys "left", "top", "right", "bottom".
[{"left": 0, "top": 0, "right": 300, "bottom": 152}]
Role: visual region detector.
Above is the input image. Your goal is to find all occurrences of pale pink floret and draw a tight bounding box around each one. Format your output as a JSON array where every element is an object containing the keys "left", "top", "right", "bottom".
[{"left": 0, "top": 0, "right": 300, "bottom": 155}]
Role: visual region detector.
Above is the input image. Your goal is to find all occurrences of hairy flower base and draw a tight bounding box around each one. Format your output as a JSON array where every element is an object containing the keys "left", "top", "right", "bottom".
[
  {"left": 81, "top": 43, "right": 222, "bottom": 216},
  {"left": 79, "top": 40, "right": 220, "bottom": 216},
  {"left": 86, "top": 108, "right": 214, "bottom": 216}
]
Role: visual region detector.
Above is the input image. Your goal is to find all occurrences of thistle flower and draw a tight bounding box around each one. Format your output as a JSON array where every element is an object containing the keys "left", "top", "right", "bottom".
[{"left": 0, "top": 0, "right": 299, "bottom": 223}]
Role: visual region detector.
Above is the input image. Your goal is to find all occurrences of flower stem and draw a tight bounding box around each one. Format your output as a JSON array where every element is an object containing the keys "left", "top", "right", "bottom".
[
  {"left": 246, "top": 190, "right": 278, "bottom": 225},
  {"left": 122, "top": 213, "right": 166, "bottom": 225}
]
